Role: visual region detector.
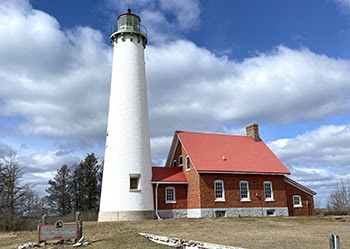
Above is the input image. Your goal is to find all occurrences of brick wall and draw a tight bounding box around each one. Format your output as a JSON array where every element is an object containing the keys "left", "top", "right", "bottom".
[
  {"left": 285, "top": 182, "right": 315, "bottom": 216},
  {"left": 199, "top": 174, "right": 288, "bottom": 209},
  {"left": 154, "top": 184, "right": 188, "bottom": 210},
  {"left": 174, "top": 139, "right": 201, "bottom": 209},
  {"left": 167, "top": 136, "right": 315, "bottom": 216}
]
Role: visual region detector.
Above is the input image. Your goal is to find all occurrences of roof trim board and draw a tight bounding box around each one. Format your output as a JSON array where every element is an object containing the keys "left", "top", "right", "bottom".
[
  {"left": 176, "top": 132, "right": 199, "bottom": 174},
  {"left": 197, "top": 171, "right": 286, "bottom": 175},
  {"left": 165, "top": 133, "right": 179, "bottom": 168},
  {"left": 285, "top": 177, "right": 317, "bottom": 196},
  {"left": 151, "top": 181, "right": 188, "bottom": 184}
]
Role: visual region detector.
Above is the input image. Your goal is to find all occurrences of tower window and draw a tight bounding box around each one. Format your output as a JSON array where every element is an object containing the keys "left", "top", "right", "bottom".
[
  {"left": 173, "top": 160, "right": 176, "bottom": 167},
  {"left": 129, "top": 174, "right": 141, "bottom": 192}
]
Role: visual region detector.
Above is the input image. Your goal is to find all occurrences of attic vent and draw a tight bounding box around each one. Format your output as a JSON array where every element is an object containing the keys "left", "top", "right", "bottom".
[{"left": 222, "top": 156, "right": 226, "bottom": 161}]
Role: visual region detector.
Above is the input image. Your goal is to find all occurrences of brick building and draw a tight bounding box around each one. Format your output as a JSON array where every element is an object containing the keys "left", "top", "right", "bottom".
[{"left": 151, "top": 124, "right": 316, "bottom": 218}]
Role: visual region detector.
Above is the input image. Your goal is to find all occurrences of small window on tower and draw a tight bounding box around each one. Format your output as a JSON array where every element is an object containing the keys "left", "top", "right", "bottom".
[
  {"left": 129, "top": 174, "right": 141, "bottom": 192},
  {"left": 173, "top": 160, "right": 177, "bottom": 167}
]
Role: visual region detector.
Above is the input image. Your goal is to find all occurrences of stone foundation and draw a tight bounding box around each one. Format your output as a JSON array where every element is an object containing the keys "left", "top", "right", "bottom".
[
  {"left": 158, "top": 207, "right": 289, "bottom": 219},
  {"left": 98, "top": 210, "right": 155, "bottom": 221}
]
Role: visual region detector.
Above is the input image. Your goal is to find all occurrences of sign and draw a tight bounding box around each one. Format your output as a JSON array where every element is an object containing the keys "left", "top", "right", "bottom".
[{"left": 39, "top": 223, "right": 78, "bottom": 241}]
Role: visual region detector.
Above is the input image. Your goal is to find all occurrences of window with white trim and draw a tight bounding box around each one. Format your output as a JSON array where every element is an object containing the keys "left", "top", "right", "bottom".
[
  {"left": 293, "top": 195, "right": 302, "bottom": 207},
  {"left": 173, "top": 160, "right": 176, "bottom": 167},
  {"left": 166, "top": 187, "right": 176, "bottom": 203},
  {"left": 179, "top": 155, "right": 183, "bottom": 166},
  {"left": 214, "top": 180, "right": 225, "bottom": 201},
  {"left": 240, "top": 181, "right": 250, "bottom": 201},
  {"left": 264, "top": 181, "right": 274, "bottom": 201},
  {"left": 186, "top": 156, "right": 190, "bottom": 171}
]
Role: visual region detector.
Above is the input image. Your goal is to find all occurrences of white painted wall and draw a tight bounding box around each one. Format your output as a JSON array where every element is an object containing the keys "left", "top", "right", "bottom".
[{"left": 99, "top": 33, "right": 154, "bottom": 213}]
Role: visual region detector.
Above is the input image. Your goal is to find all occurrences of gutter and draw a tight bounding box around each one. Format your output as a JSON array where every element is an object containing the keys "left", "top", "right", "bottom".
[{"left": 155, "top": 183, "right": 162, "bottom": 220}]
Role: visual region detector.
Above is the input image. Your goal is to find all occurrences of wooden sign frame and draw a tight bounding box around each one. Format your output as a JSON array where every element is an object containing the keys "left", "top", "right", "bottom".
[{"left": 38, "top": 223, "right": 78, "bottom": 242}]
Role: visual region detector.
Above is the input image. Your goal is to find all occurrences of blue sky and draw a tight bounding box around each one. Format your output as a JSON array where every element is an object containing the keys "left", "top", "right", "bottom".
[{"left": 1, "top": 0, "right": 350, "bottom": 207}]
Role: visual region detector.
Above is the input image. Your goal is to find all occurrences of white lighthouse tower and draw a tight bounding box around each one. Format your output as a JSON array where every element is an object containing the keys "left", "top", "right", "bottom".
[{"left": 98, "top": 9, "right": 154, "bottom": 221}]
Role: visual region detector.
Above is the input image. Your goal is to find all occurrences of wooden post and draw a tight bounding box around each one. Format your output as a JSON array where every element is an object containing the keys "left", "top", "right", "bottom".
[
  {"left": 41, "top": 214, "right": 47, "bottom": 225},
  {"left": 37, "top": 214, "right": 47, "bottom": 244},
  {"left": 75, "top": 212, "right": 82, "bottom": 242},
  {"left": 329, "top": 233, "right": 340, "bottom": 249}
]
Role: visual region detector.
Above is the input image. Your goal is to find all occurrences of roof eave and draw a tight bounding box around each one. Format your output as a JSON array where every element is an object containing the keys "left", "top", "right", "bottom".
[
  {"left": 164, "top": 132, "right": 179, "bottom": 168},
  {"left": 197, "top": 170, "right": 288, "bottom": 175},
  {"left": 284, "top": 177, "right": 317, "bottom": 196},
  {"left": 151, "top": 181, "right": 188, "bottom": 184}
]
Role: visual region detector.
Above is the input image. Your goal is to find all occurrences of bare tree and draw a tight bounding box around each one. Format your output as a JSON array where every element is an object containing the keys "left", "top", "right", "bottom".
[
  {"left": 18, "top": 190, "right": 48, "bottom": 217},
  {"left": 0, "top": 154, "right": 32, "bottom": 214},
  {"left": 327, "top": 180, "right": 350, "bottom": 215}
]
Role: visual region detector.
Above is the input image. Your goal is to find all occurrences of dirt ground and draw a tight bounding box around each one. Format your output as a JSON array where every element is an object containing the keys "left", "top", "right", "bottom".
[{"left": 0, "top": 216, "right": 349, "bottom": 249}]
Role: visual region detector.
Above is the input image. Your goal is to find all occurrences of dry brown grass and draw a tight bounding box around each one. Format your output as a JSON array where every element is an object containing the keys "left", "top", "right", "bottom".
[{"left": 0, "top": 216, "right": 349, "bottom": 249}]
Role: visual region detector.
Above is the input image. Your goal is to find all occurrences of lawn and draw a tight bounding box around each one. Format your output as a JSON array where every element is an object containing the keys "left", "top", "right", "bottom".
[{"left": 0, "top": 216, "right": 349, "bottom": 249}]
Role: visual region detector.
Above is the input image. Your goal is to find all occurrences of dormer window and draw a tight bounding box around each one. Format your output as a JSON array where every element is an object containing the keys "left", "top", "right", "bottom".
[
  {"left": 186, "top": 156, "right": 190, "bottom": 171},
  {"left": 179, "top": 155, "right": 183, "bottom": 167}
]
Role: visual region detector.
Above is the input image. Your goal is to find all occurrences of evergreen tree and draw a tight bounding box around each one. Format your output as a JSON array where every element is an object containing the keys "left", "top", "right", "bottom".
[
  {"left": 77, "top": 153, "right": 101, "bottom": 212},
  {"left": 70, "top": 163, "right": 82, "bottom": 213},
  {"left": 45, "top": 164, "right": 71, "bottom": 216}
]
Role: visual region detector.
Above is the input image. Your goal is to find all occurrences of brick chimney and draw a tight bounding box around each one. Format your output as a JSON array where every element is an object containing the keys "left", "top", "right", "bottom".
[{"left": 246, "top": 123, "right": 261, "bottom": 141}]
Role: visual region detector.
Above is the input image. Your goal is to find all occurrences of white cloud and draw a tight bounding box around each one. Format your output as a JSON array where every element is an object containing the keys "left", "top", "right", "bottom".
[
  {"left": 0, "top": 0, "right": 111, "bottom": 148},
  {"left": 332, "top": 0, "right": 350, "bottom": 13},
  {"left": 268, "top": 125, "right": 350, "bottom": 206},
  {"left": 20, "top": 150, "right": 80, "bottom": 173},
  {"left": 147, "top": 41, "right": 350, "bottom": 137},
  {"left": 2, "top": 0, "right": 350, "bottom": 150},
  {"left": 268, "top": 125, "right": 350, "bottom": 167}
]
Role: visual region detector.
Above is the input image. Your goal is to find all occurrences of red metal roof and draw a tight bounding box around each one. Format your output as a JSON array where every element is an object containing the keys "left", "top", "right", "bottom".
[
  {"left": 152, "top": 167, "right": 188, "bottom": 183},
  {"left": 176, "top": 131, "right": 290, "bottom": 174}
]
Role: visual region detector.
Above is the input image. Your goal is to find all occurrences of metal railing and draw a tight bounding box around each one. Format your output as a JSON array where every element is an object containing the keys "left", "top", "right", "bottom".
[{"left": 110, "top": 23, "right": 147, "bottom": 38}]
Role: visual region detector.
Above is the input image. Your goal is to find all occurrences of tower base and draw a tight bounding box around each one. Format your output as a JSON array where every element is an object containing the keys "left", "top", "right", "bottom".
[{"left": 98, "top": 210, "right": 155, "bottom": 222}]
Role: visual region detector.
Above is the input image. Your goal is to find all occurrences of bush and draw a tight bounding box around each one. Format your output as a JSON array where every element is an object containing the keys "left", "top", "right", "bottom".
[{"left": 0, "top": 213, "right": 28, "bottom": 232}]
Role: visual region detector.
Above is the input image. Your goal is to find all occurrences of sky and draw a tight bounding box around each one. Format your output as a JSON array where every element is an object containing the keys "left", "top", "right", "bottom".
[{"left": 1, "top": 0, "right": 350, "bottom": 207}]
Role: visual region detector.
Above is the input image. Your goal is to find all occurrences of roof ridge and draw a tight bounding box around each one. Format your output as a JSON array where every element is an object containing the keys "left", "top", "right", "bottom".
[{"left": 176, "top": 130, "right": 247, "bottom": 137}]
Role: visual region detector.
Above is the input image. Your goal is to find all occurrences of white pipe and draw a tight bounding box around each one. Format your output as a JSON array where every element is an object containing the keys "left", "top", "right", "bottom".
[{"left": 155, "top": 183, "right": 162, "bottom": 220}]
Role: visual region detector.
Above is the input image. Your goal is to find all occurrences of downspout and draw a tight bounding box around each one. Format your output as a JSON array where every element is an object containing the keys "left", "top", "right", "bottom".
[{"left": 155, "top": 183, "right": 162, "bottom": 220}]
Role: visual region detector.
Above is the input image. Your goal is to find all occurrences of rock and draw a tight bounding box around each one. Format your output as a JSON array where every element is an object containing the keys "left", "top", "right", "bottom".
[
  {"left": 15, "top": 242, "right": 40, "bottom": 249},
  {"left": 73, "top": 236, "right": 91, "bottom": 247}
]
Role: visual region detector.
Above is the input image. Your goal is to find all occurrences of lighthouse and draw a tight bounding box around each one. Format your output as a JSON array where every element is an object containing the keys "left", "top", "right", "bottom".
[{"left": 98, "top": 9, "right": 154, "bottom": 221}]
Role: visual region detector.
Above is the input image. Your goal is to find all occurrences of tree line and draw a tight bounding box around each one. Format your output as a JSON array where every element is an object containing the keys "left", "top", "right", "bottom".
[
  {"left": 0, "top": 153, "right": 102, "bottom": 231},
  {"left": 1, "top": 151, "right": 350, "bottom": 231},
  {"left": 45, "top": 153, "right": 102, "bottom": 216}
]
